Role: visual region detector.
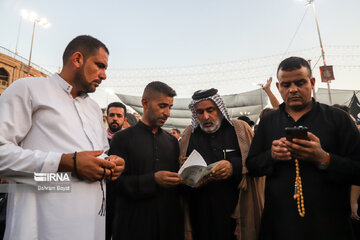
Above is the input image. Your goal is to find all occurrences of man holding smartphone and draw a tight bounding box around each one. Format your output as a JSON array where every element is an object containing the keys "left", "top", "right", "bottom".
[{"left": 246, "top": 56, "right": 360, "bottom": 240}]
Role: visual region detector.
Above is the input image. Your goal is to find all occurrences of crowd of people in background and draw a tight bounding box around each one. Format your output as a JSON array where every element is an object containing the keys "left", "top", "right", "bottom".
[
  {"left": 0, "top": 35, "right": 359, "bottom": 240},
  {"left": 103, "top": 57, "right": 360, "bottom": 240}
]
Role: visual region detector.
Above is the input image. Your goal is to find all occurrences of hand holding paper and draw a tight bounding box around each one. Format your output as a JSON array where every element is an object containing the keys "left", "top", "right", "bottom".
[{"left": 178, "top": 150, "right": 220, "bottom": 188}]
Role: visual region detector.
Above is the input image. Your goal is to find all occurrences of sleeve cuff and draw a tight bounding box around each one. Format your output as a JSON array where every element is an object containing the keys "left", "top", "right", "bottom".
[{"left": 41, "top": 152, "right": 63, "bottom": 173}]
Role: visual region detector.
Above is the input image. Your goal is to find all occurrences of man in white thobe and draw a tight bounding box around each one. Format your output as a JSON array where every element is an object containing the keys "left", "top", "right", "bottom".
[{"left": 0, "top": 35, "right": 124, "bottom": 240}]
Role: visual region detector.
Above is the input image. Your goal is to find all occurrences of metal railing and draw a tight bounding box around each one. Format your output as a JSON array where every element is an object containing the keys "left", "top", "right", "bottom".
[{"left": 0, "top": 46, "right": 52, "bottom": 76}]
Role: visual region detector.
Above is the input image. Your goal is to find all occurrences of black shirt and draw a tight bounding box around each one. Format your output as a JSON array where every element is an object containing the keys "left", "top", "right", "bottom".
[
  {"left": 185, "top": 120, "right": 242, "bottom": 240},
  {"left": 246, "top": 101, "right": 360, "bottom": 240},
  {"left": 108, "top": 121, "right": 184, "bottom": 240}
]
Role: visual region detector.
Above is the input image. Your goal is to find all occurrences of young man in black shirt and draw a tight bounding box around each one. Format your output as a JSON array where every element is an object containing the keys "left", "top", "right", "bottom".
[
  {"left": 246, "top": 56, "right": 360, "bottom": 240},
  {"left": 108, "top": 81, "right": 184, "bottom": 240}
]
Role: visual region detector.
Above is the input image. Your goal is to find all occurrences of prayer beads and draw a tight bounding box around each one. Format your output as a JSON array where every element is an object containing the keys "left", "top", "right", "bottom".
[{"left": 293, "top": 159, "right": 305, "bottom": 217}]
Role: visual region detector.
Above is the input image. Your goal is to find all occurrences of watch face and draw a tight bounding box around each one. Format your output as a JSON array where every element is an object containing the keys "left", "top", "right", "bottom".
[{"left": 318, "top": 162, "right": 329, "bottom": 170}]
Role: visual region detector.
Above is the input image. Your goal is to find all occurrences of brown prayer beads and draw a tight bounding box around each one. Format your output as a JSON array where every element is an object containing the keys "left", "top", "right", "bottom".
[{"left": 293, "top": 159, "right": 305, "bottom": 217}]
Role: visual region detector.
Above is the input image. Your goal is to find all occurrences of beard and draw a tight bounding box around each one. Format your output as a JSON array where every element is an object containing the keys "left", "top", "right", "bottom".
[
  {"left": 200, "top": 115, "right": 222, "bottom": 134},
  {"left": 74, "top": 67, "right": 97, "bottom": 94},
  {"left": 108, "top": 121, "right": 123, "bottom": 133}
]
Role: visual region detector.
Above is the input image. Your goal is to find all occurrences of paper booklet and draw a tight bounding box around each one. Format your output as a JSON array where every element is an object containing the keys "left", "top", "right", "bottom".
[{"left": 178, "top": 149, "right": 220, "bottom": 188}]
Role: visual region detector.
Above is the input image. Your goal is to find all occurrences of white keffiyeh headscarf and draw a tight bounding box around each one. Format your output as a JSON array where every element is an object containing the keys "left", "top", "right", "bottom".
[{"left": 188, "top": 88, "right": 232, "bottom": 132}]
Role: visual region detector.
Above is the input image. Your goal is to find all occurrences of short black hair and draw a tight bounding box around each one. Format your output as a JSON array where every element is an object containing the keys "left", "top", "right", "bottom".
[
  {"left": 277, "top": 56, "right": 312, "bottom": 79},
  {"left": 107, "top": 102, "right": 127, "bottom": 116},
  {"left": 259, "top": 108, "right": 275, "bottom": 120},
  {"left": 171, "top": 128, "right": 181, "bottom": 134},
  {"left": 237, "top": 116, "right": 254, "bottom": 127},
  {"left": 142, "top": 81, "right": 177, "bottom": 99},
  {"left": 62, "top": 35, "right": 109, "bottom": 65},
  {"left": 126, "top": 113, "right": 138, "bottom": 126}
]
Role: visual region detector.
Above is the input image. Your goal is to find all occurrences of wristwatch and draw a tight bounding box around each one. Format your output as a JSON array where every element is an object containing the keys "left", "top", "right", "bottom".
[{"left": 318, "top": 152, "right": 330, "bottom": 170}]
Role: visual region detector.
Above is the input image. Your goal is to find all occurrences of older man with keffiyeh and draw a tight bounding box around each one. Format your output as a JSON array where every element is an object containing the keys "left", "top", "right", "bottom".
[{"left": 179, "top": 88, "right": 265, "bottom": 240}]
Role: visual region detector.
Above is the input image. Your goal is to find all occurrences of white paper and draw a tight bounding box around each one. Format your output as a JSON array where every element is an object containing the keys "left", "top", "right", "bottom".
[{"left": 178, "top": 149, "right": 207, "bottom": 175}]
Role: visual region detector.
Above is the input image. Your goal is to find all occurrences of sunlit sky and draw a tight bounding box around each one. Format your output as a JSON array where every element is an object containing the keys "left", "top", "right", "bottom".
[{"left": 1, "top": 0, "right": 360, "bottom": 107}]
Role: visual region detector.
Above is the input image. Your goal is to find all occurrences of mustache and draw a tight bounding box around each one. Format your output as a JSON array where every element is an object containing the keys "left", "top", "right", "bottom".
[
  {"left": 289, "top": 93, "right": 301, "bottom": 97},
  {"left": 110, "top": 121, "right": 119, "bottom": 126},
  {"left": 202, "top": 120, "right": 214, "bottom": 125},
  {"left": 288, "top": 96, "right": 301, "bottom": 99}
]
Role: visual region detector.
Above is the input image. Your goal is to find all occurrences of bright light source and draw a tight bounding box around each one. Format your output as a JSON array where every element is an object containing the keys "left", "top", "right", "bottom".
[
  {"left": 23, "top": 12, "right": 51, "bottom": 28},
  {"left": 38, "top": 18, "right": 51, "bottom": 28},
  {"left": 38, "top": 18, "right": 48, "bottom": 26},
  {"left": 20, "top": 9, "right": 51, "bottom": 27},
  {"left": 29, "top": 12, "right": 37, "bottom": 22},
  {"left": 20, "top": 9, "right": 28, "bottom": 20}
]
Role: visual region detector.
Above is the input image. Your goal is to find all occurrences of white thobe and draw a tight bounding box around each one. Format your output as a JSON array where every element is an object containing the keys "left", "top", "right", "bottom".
[{"left": 0, "top": 74, "right": 109, "bottom": 240}]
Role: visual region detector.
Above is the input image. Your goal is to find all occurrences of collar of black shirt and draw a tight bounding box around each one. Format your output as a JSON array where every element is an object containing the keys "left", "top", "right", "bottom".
[
  {"left": 137, "top": 120, "right": 163, "bottom": 135},
  {"left": 279, "top": 98, "right": 318, "bottom": 119}
]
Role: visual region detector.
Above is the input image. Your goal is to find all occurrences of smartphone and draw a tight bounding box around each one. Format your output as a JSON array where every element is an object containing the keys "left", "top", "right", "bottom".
[{"left": 285, "top": 126, "right": 309, "bottom": 141}]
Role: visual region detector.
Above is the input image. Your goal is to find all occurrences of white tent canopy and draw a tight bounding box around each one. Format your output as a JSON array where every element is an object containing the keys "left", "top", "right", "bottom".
[
  {"left": 315, "top": 88, "right": 360, "bottom": 106},
  {"left": 116, "top": 88, "right": 268, "bottom": 132}
]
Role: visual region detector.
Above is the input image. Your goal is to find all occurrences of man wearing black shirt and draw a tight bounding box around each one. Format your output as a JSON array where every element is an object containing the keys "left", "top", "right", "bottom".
[
  {"left": 246, "top": 56, "right": 360, "bottom": 240},
  {"left": 105, "top": 101, "right": 127, "bottom": 240},
  {"left": 108, "top": 81, "right": 183, "bottom": 240},
  {"left": 180, "top": 89, "right": 264, "bottom": 240}
]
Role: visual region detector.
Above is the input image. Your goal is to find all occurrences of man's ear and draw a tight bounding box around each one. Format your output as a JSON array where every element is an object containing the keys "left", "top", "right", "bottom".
[
  {"left": 141, "top": 98, "right": 148, "bottom": 110},
  {"left": 310, "top": 77, "right": 316, "bottom": 89},
  {"left": 71, "top": 52, "right": 84, "bottom": 69},
  {"left": 276, "top": 81, "right": 280, "bottom": 90}
]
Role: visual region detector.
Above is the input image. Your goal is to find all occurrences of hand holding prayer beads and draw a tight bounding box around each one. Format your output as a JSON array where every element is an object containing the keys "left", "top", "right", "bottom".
[
  {"left": 59, "top": 150, "right": 119, "bottom": 182},
  {"left": 106, "top": 155, "right": 125, "bottom": 181}
]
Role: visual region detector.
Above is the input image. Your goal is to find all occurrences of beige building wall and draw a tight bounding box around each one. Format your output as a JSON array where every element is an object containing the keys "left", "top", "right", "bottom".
[{"left": 0, "top": 52, "right": 48, "bottom": 95}]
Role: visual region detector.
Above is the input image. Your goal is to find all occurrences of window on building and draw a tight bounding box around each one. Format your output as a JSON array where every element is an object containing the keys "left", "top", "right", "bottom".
[{"left": 0, "top": 68, "right": 9, "bottom": 86}]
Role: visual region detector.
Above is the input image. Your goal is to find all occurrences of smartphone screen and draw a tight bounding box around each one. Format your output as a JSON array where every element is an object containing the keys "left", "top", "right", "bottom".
[{"left": 285, "top": 127, "right": 309, "bottom": 141}]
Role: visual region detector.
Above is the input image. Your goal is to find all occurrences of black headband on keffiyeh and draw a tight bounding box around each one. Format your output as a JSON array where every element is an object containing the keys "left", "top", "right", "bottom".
[{"left": 188, "top": 88, "right": 232, "bottom": 132}]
